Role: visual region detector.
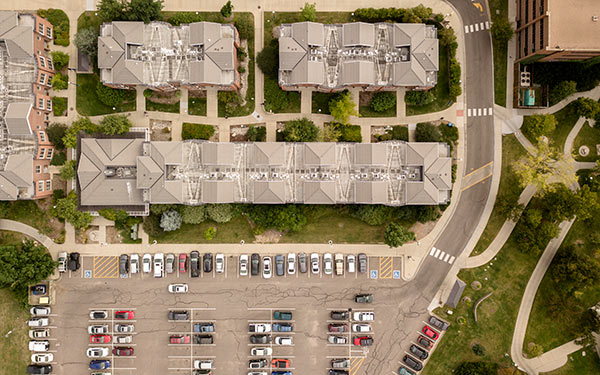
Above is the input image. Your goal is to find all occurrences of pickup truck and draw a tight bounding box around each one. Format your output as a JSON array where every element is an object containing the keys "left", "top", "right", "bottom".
[
  {"left": 57, "top": 252, "right": 67, "bottom": 272},
  {"left": 248, "top": 323, "right": 271, "bottom": 333}
]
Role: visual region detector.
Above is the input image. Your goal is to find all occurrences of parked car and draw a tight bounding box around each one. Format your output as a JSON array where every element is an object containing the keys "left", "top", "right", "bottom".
[
  {"left": 169, "top": 335, "right": 190, "bottom": 344},
  {"left": 310, "top": 253, "right": 320, "bottom": 274},
  {"left": 28, "top": 318, "right": 49, "bottom": 327},
  {"left": 30, "top": 284, "right": 46, "bottom": 295},
  {"left": 154, "top": 253, "right": 164, "bottom": 278},
  {"left": 250, "top": 335, "right": 270, "bottom": 344},
  {"left": 215, "top": 253, "right": 224, "bottom": 273},
  {"left": 90, "top": 335, "right": 110, "bottom": 344},
  {"left": 114, "top": 324, "right": 134, "bottom": 333},
  {"left": 402, "top": 355, "right": 423, "bottom": 371},
  {"left": 273, "top": 323, "right": 293, "bottom": 332},
  {"left": 203, "top": 253, "right": 213, "bottom": 273},
  {"left": 89, "top": 310, "right": 108, "bottom": 320},
  {"left": 179, "top": 253, "right": 187, "bottom": 273},
  {"left": 272, "top": 372, "right": 292, "bottom": 375},
  {"left": 275, "top": 255, "right": 285, "bottom": 276},
  {"left": 115, "top": 311, "right": 134, "bottom": 320},
  {"left": 272, "top": 359, "right": 290, "bottom": 369},
  {"left": 298, "top": 252, "right": 308, "bottom": 273},
  {"left": 398, "top": 366, "right": 416, "bottom": 375},
  {"left": 248, "top": 372, "right": 267, "bottom": 375},
  {"left": 249, "top": 359, "right": 268, "bottom": 369},
  {"left": 165, "top": 253, "right": 175, "bottom": 274},
  {"left": 29, "top": 341, "right": 49, "bottom": 352},
  {"left": 429, "top": 316, "right": 449, "bottom": 331},
  {"left": 86, "top": 347, "right": 109, "bottom": 358},
  {"left": 190, "top": 251, "right": 200, "bottom": 277},
  {"left": 194, "top": 335, "right": 214, "bottom": 344},
  {"left": 358, "top": 253, "right": 367, "bottom": 273},
  {"left": 273, "top": 311, "right": 292, "bottom": 320},
  {"left": 331, "top": 311, "right": 349, "bottom": 320},
  {"left": 194, "top": 360, "right": 213, "bottom": 369},
  {"left": 287, "top": 253, "right": 296, "bottom": 274},
  {"left": 57, "top": 252, "right": 67, "bottom": 272},
  {"left": 142, "top": 253, "right": 152, "bottom": 273},
  {"left": 274, "top": 336, "right": 293, "bottom": 346},
  {"left": 30, "top": 306, "right": 51, "bottom": 316},
  {"left": 353, "top": 312, "right": 374, "bottom": 321},
  {"left": 354, "top": 294, "right": 373, "bottom": 303},
  {"left": 193, "top": 323, "right": 215, "bottom": 333},
  {"left": 68, "top": 252, "right": 80, "bottom": 271},
  {"left": 422, "top": 325, "right": 439, "bottom": 340},
  {"left": 328, "top": 335, "right": 347, "bottom": 344},
  {"left": 417, "top": 335, "right": 433, "bottom": 349},
  {"left": 410, "top": 344, "right": 428, "bottom": 360},
  {"left": 31, "top": 353, "right": 53, "bottom": 364},
  {"left": 323, "top": 253, "right": 333, "bottom": 275},
  {"left": 26, "top": 365, "right": 52, "bottom": 374},
  {"left": 119, "top": 254, "right": 129, "bottom": 275},
  {"left": 115, "top": 336, "right": 132, "bottom": 344},
  {"left": 168, "top": 310, "right": 189, "bottom": 321},
  {"left": 347, "top": 254, "right": 356, "bottom": 273},
  {"left": 130, "top": 254, "right": 139, "bottom": 274},
  {"left": 249, "top": 323, "right": 271, "bottom": 333},
  {"left": 352, "top": 324, "right": 371, "bottom": 333},
  {"left": 262, "top": 257, "right": 272, "bottom": 279},
  {"left": 240, "top": 254, "right": 248, "bottom": 276},
  {"left": 29, "top": 329, "right": 49, "bottom": 339},
  {"left": 353, "top": 336, "right": 373, "bottom": 346},
  {"left": 250, "top": 347, "right": 272, "bottom": 356},
  {"left": 328, "top": 323, "right": 347, "bottom": 333},
  {"left": 329, "top": 370, "right": 349, "bottom": 375},
  {"left": 251, "top": 253, "right": 260, "bottom": 276},
  {"left": 331, "top": 359, "right": 350, "bottom": 368},
  {"left": 87, "top": 325, "right": 108, "bottom": 334},
  {"left": 168, "top": 284, "right": 188, "bottom": 293},
  {"left": 89, "top": 360, "right": 111, "bottom": 370},
  {"left": 334, "top": 253, "right": 344, "bottom": 275},
  {"left": 113, "top": 347, "right": 134, "bottom": 356}
]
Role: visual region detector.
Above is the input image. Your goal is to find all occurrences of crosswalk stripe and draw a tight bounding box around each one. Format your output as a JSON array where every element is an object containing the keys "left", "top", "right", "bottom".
[
  {"left": 433, "top": 249, "right": 441, "bottom": 258},
  {"left": 467, "top": 108, "right": 471, "bottom": 117},
  {"left": 449, "top": 256, "right": 455, "bottom": 264},
  {"left": 478, "top": 108, "right": 482, "bottom": 116},
  {"left": 437, "top": 251, "right": 445, "bottom": 259},
  {"left": 480, "top": 22, "right": 484, "bottom": 30},
  {"left": 429, "top": 247, "right": 436, "bottom": 256},
  {"left": 485, "top": 21, "right": 490, "bottom": 29},
  {"left": 483, "top": 108, "right": 487, "bottom": 116},
  {"left": 489, "top": 107, "right": 493, "bottom": 115},
  {"left": 469, "top": 25, "right": 474, "bottom": 33},
  {"left": 464, "top": 25, "right": 469, "bottom": 34},
  {"left": 475, "top": 23, "right": 479, "bottom": 32},
  {"left": 443, "top": 253, "right": 450, "bottom": 262}
]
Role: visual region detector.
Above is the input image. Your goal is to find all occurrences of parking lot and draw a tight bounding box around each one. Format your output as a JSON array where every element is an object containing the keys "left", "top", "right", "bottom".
[{"left": 51, "top": 253, "right": 443, "bottom": 374}]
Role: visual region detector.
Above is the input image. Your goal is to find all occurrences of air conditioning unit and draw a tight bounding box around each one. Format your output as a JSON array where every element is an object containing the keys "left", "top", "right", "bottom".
[{"left": 593, "top": 16, "right": 599, "bottom": 22}]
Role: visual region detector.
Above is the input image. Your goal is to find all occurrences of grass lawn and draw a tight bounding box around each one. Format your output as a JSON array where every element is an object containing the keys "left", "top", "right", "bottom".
[
  {"left": 522, "top": 102, "right": 579, "bottom": 152},
  {"left": 489, "top": 0, "right": 508, "bottom": 107},
  {"left": 264, "top": 12, "right": 352, "bottom": 45},
  {"left": 264, "top": 75, "right": 301, "bottom": 113},
  {"left": 146, "top": 97, "right": 180, "bottom": 113},
  {"left": 1, "top": 199, "right": 63, "bottom": 240},
  {"left": 312, "top": 92, "right": 335, "bottom": 114},
  {"left": 76, "top": 74, "right": 136, "bottom": 116},
  {"left": 573, "top": 121, "right": 600, "bottom": 162},
  {"left": 470, "top": 134, "right": 528, "bottom": 256},
  {"left": 155, "top": 215, "right": 254, "bottom": 244},
  {"left": 542, "top": 349, "right": 600, "bottom": 375},
  {"left": 0, "top": 288, "right": 30, "bottom": 375},
  {"left": 359, "top": 104, "right": 396, "bottom": 118},
  {"left": 77, "top": 11, "right": 102, "bottom": 32},
  {"left": 422, "top": 233, "right": 541, "bottom": 374},
  {"left": 406, "top": 45, "right": 451, "bottom": 116},
  {"left": 52, "top": 97, "right": 68, "bottom": 116},
  {"left": 189, "top": 97, "right": 207, "bottom": 116}
]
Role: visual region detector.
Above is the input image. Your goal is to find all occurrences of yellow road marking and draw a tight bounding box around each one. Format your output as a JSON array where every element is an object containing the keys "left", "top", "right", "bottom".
[
  {"left": 350, "top": 357, "right": 365, "bottom": 375},
  {"left": 379, "top": 257, "right": 393, "bottom": 279},
  {"left": 93, "top": 256, "right": 118, "bottom": 278},
  {"left": 461, "top": 173, "right": 492, "bottom": 191},
  {"left": 463, "top": 161, "right": 493, "bottom": 178},
  {"left": 93, "top": 257, "right": 113, "bottom": 276}
]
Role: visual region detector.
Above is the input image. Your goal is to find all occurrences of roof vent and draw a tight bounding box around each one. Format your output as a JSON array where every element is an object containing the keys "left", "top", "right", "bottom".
[{"left": 593, "top": 16, "right": 599, "bottom": 22}]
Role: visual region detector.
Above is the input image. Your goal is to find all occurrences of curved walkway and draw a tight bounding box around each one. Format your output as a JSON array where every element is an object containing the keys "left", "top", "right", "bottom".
[
  {"left": 515, "top": 85, "right": 600, "bottom": 116},
  {"left": 0, "top": 219, "right": 55, "bottom": 249}
]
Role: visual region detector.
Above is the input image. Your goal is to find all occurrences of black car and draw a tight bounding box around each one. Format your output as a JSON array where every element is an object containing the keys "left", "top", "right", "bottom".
[
  {"left": 190, "top": 251, "right": 200, "bottom": 277},
  {"left": 429, "top": 316, "right": 449, "bottom": 331},
  {"left": 354, "top": 294, "right": 373, "bottom": 303},
  {"left": 329, "top": 370, "right": 349, "bottom": 375},
  {"left": 30, "top": 284, "right": 47, "bottom": 295},
  {"left": 358, "top": 253, "right": 367, "bottom": 273},
  {"left": 26, "top": 365, "right": 52, "bottom": 374},
  {"left": 409, "top": 344, "right": 428, "bottom": 360},
  {"left": 194, "top": 334, "right": 214, "bottom": 344},
  {"left": 203, "top": 253, "right": 213, "bottom": 273},
  {"left": 417, "top": 335, "right": 433, "bottom": 349},
  {"left": 330, "top": 311, "right": 349, "bottom": 320},
  {"left": 68, "top": 252, "right": 80, "bottom": 271},
  {"left": 251, "top": 253, "right": 260, "bottom": 276},
  {"left": 168, "top": 310, "right": 190, "bottom": 321},
  {"left": 403, "top": 355, "right": 423, "bottom": 371},
  {"left": 275, "top": 255, "right": 285, "bottom": 276},
  {"left": 250, "top": 334, "right": 270, "bottom": 344},
  {"left": 119, "top": 254, "right": 129, "bottom": 275}
]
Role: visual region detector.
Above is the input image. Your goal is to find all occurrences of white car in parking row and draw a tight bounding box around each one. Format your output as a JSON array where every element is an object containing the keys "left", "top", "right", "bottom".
[
  {"left": 287, "top": 253, "right": 296, "bottom": 274},
  {"left": 250, "top": 347, "right": 272, "bottom": 356},
  {"left": 262, "top": 257, "right": 272, "bottom": 279},
  {"left": 239, "top": 254, "right": 248, "bottom": 276},
  {"left": 28, "top": 318, "right": 49, "bottom": 327},
  {"left": 29, "top": 341, "right": 49, "bottom": 352},
  {"left": 154, "top": 253, "right": 164, "bottom": 278},
  {"left": 353, "top": 312, "right": 375, "bottom": 322},
  {"left": 30, "top": 306, "right": 51, "bottom": 316},
  {"left": 31, "top": 353, "right": 53, "bottom": 363},
  {"left": 86, "top": 347, "right": 110, "bottom": 358},
  {"left": 142, "top": 253, "right": 152, "bottom": 273},
  {"left": 168, "top": 283, "right": 188, "bottom": 293}
]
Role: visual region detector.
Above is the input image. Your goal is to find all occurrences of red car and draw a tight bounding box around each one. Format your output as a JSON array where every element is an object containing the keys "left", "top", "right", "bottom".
[
  {"left": 179, "top": 254, "right": 187, "bottom": 273},
  {"left": 170, "top": 335, "right": 190, "bottom": 344},
  {"left": 417, "top": 335, "right": 433, "bottom": 349},
  {"left": 113, "top": 347, "right": 134, "bottom": 356},
  {"left": 271, "top": 359, "right": 290, "bottom": 368},
  {"left": 115, "top": 311, "right": 134, "bottom": 320},
  {"left": 353, "top": 336, "right": 373, "bottom": 346},
  {"left": 422, "top": 326, "right": 439, "bottom": 340},
  {"left": 328, "top": 323, "right": 347, "bottom": 333},
  {"left": 90, "top": 335, "right": 111, "bottom": 344}
]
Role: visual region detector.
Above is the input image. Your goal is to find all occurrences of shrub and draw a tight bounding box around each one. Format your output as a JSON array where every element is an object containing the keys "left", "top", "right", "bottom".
[
  {"left": 370, "top": 91, "right": 396, "bottom": 112},
  {"left": 471, "top": 344, "right": 486, "bottom": 356},
  {"left": 52, "top": 97, "right": 67, "bottom": 116},
  {"left": 204, "top": 226, "right": 216, "bottom": 240},
  {"left": 160, "top": 210, "right": 182, "bottom": 232},
  {"left": 405, "top": 90, "right": 436, "bottom": 106},
  {"left": 167, "top": 12, "right": 203, "bottom": 26},
  {"left": 329, "top": 92, "right": 358, "bottom": 125},
  {"left": 182, "top": 123, "right": 215, "bottom": 140},
  {"left": 98, "top": 114, "right": 132, "bottom": 135},
  {"left": 339, "top": 124, "right": 362, "bottom": 142},
  {"left": 97, "top": 0, "right": 127, "bottom": 22},
  {"left": 52, "top": 73, "right": 68, "bottom": 90},
  {"left": 245, "top": 205, "right": 307, "bottom": 232},
  {"left": 234, "top": 14, "right": 254, "bottom": 40},
  {"left": 352, "top": 6, "right": 433, "bottom": 24},
  {"left": 301, "top": 3, "right": 317, "bottom": 22},
  {"left": 218, "top": 91, "right": 243, "bottom": 117},
  {"left": 127, "top": 0, "right": 164, "bottom": 23},
  {"left": 384, "top": 222, "right": 415, "bottom": 248},
  {"left": 237, "top": 47, "right": 247, "bottom": 62},
  {"left": 390, "top": 125, "right": 409, "bottom": 141},
  {"left": 150, "top": 204, "right": 180, "bottom": 216},
  {"left": 96, "top": 82, "right": 132, "bottom": 107},
  {"left": 257, "top": 41, "right": 279, "bottom": 79},
  {"left": 51, "top": 191, "right": 93, "bottom": 229},
  {"left": 59, "top": 160, "right": 76, "bottom": 180},
  {"left": 220, "top": 0, "right": 233, "bottom": 18},
  {"left": 50, "top": 151, "right": 67, "bottom": 166},
  {"left": 574, "top": 97, "right": 600, "bottom": 119},
  {"left": 38, "top": 9, "right": 70, "bottom": 46},
  {"left": 351, "top": 205, "right": 393, "bottom": 225},
  {"left": 549, "top": 81, "right": 577, "bottom": 105},
  {"left": 522, "top": 114, "right": 557, "bottom": 139},
  {"left": 415, "top": 122, "right": 440, "bottom": 142},
  {"left": 282, "top": 118, "right": 319, "bottom": 142},
  {"left": 490, "top": 17, "right": 514, "bottom": 45},
  {"left": 206, "top": 204, "right": 236, "bottom": 223},
  {"left": 50, "top": 51, "right": 69, "bottom": 71},
  {"left": 62, "top": 117, "right": 98, "bottom": 149},
  {"left": 181, "top": 205, "right": 207, "bottom": 224},
  {"left": 448, "top": 58, "right": 462, "bottom": 99},
  {"left": 246, "top": 125, "right": 266, "bottom": 142},
  {"left": 47, "top": 123, "right": 67, "bottom": 150}
]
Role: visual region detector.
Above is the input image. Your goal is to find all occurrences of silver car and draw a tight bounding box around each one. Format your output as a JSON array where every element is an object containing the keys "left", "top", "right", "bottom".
[
  {"left": 166, "top": 253, "right": 175, "bottom": 274},
  {"left": 298, "top": 253, "right": 308, "bottom": 273}
]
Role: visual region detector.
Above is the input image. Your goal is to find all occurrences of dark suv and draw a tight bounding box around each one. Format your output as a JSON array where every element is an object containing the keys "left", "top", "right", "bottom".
[
  {"left": 203, "top": 253, "right": 213, "bottom": 273},
  {"left": 275, "top": 255, "right": 285, "bottom": 276},
  {"left": 119, "top": 254, "right": 129, "bottom": 275},
  {"left": 68, "top": 252, "right": 80, "bottom": 271},
  {"left": 429, "top": 316, "right": 449, "bottom": 331},
  {"left": 190, "top": 251, "right": 200, "bottom": 277},
  {"left": 328, "top": 323, "right": 347, "bottom": 333},
  {"left": 168, "top": 311, "right": 189, "bottom": 321},
  {"left": 26, "top": 365, "right": 52, "bottom": 374},
  {"left": 358, "top": 253, "right": 367, "bottom": 273},
  {"left": 403, "top": 355, "right": 423, "bottom": 371},
  {"left": 331, "top": 311, "right": 349, "bottom": 320},
  {"left": 250, "top": 334, "right": 270, "bottom": 344},
  {"left": 251, "top": 253, "right": 260, "bottom": 275},
  {"left": 409, "top": 344, "right": 428, "bottom": 360}
]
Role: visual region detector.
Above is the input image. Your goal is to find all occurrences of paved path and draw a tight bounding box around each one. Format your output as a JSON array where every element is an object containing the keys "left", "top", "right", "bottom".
[
  {"left": 0, "top": 219, "right": 55, "bottom": 248},
  {"left": 515, "top": 85, "right": 600, "bottom": 116}
]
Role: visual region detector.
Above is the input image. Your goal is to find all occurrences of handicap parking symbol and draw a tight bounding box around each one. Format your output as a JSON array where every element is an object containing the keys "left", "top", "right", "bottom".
[
  {"left": 120, "top": 273, "right": 128, "bottom": 279},
  {"left": 84, "top": 270, "right": 91, "bottom": 279},
  {"left": 370, "top": 270, "right": 378, "bottom": 279},
  {"left": 393, "top": 270, "right": 401, "bottom": 279}
]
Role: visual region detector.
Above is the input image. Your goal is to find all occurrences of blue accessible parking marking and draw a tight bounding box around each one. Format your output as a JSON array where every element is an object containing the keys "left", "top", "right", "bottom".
[
  {"left": 84, "top": 270, "right": 92, "bottom": 278},
  {"left": 393, "top": 270, "right": 401, "bottom": 279},
  {"left": 370, "top": 270, "right": 378, "bottom": 279}
]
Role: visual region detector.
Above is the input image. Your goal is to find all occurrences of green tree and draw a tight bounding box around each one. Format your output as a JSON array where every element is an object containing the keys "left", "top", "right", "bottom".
[
  {"left": 496, "top": 190, "right": 525, "bottom": 221},
  {"left": 415, "top": 122, "right": 440, "bottom": 142},
  {"left": 300, "top": 3, "right": 317, "bottom": 22},
  {"left": 384, "top": 222, "right": 415, "bottom": 248},
  {"left": 573, "top": 97, "right": 600, "bottom": 119},
  {"left": 246, "top": 125, "right": 266, "bottom": 142},
  {"left": 0, "top": 241, "right": 56, "bottom": 292},
  {"left": 351, "top": 205, "right": 392, "bottom": 226},
  {"left": 521, "top": 114, "right": 557, "bottom": 139},
  {"left": 59, "top": 160, "right": 76, "bottom": 180},
  {"left": 51, "top": 191, "right": 93, "bottom": 229},
  {"left": 97, "top": 0, "right": 127, "bottom": 22},
  {"left": 220, "top": 0, "right": 233, "bottom": 18},
  {"left": 98, "top": 114, "right": 132, "bottom": 135},
  {"left": 204, "top": 226, "right": 216, "bottom": 240},
  {"left": 46, "top": 123, "right": 67, "bottom": 150},
  {"left": 575, "top": 309, "right": 600, "bottom": 346},
  {"left": 246, "top": 205, "right": 307, "bottom": 232},
  {"left": 257, "top": 41, "right": 279, "bottom": 79},
  {"left": 454, "top": 361, "right": 498, "bottom": 375},
  {"left": 370, "top": 91, "right": 396, "bottom": 112},
  {"left": 160, "top": 210, "right": 182, "bottom": 232},
  {"left": 282, "top": 117, "right": 319, "bottom": 142},
  {"left": 143, "top": 214, "right": 164, "bottom": 238},
  {"left": 62, "top": 117, "right": 98, "bottom": 149},
  {"left": 150, "top": 204, "right": 179, "bottom": 216},
  {"left": 552, "top": 246, "right": 600, "bottom": 291},
  {"left": 471, "top": 344, "right": 486, "bottom": 357},
  {"left": 50, "top": 51, "right": 69, "bottom": 71},
  {"left": 181, "top": 205, "right": 207, "bottom": 224},
  {"left": 405, "top": 90, "right": 435, "bottom": 106},
  {"left": 549, "top": 81, "right": 577, "bottom": 105},
  {"left": 128, "top": 0, "right": 163, "bottom": 23},
  {"left": 206, "top": 204, "right": 236, "bottom": 223},
  {"left": 491, "top": 17, "right": 514, "bottom": 44},
  {"left": 74, "top": 27, "right": 98, "bottom": 58},
  {"left": 319, "top": 122, "right": 342, "bottom": 142},
  {"left": 514, "top": 139, "right": 576, "bottom": 192},
  {"left": 51, "top": 73, "right": 68, "bottom": 90},
  {"left": 96, "top": 82, "right": 131, "bottom": 107},
  {"left": 329, "top": 92, "right": 358, "bottom": 125}
]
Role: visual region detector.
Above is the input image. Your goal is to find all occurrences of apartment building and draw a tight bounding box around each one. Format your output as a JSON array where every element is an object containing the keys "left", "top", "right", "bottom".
[
  {"left": 516, "top": 0, "right": 600, "bottom": 62},
  {"left": 0, "top": 11, "right": 55, "bottom": 200}
]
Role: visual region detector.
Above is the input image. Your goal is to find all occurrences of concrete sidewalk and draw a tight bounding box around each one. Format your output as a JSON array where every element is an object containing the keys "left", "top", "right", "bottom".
[{"left": 0, "top": 219, "right": 55, "bottom": 249}]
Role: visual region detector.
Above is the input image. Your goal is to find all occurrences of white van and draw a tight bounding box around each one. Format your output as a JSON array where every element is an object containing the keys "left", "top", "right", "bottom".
[
  {"left": 193, "top": 360, "right": 213, "bottom": 369},
  {"left": 130, "top": 254, "right": 139, "bottom": 274},
  {"left": 154, "top": 253, "right": 164, "bottom": 278}
]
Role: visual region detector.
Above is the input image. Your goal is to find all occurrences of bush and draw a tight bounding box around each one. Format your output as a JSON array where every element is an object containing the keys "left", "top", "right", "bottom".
[
  {"left": 339, "top": 124, "right": 362, "bottom": 142},
  {"left": 522, "top": 114, "right": 557, "bottom": 139},
  {"left": 549, "top": 81, "right": 577, "bottom": 105},
  {"left": 47, "top": 123, "right": 67, "bottom": 150},
  {"left": 38, "top": 9, "right": 70, "bottom": 46},
  {"left": 351, "top": 205, "right": 393, "bottom": 225},
  {"left": 59, "top": 160, "right": 76, "bottom": 180},
  {"left": 471, "top": 344, "right": 486, "bottom": 357},
  {"left": 127, "top": 0, "right": 164, "bottom": 23},
  {"left": 206, "top": 204, "right": 236, "bottom": 223},
  {"left": 329, "top": 92, "right": 358, "bottom": 125},
  {"left": 220, "top": 0, "right": 233, "bottom": 18},
  {"left": 246, "top": 205, "right": 307, "bottom": 232},
  {"left": 167, "top": 12, "right": 203, "bottom": 26},
  {"left": 377, "top": 125, "right": 409, "bottom": 142},
  {"left": 352, "top": 6, "right": 433, "bottom": 23},
  {"left": 96, "top": 82, "right": 132, "bottom": 107},
  {"left": 301, "top": 3, "right": 317, "bottom": 22},
  {"left": 50, "top": 151, "right": 67, "bottom": 166},
  {"left": 62, "top": 117, "right": 98, "bottom": 149},
  {"left": 50, "top": 191, "right": 93, "bottom": 229},
  {"left": 150, "top": 204, "right": 180, "bottom": 216},
  {"left": 384, "top": 222, "right": 415, "bottom": 248},
  {"left": 160, "top": 210, "right": 182, "bottom": 232},
  {"left": 52, "top": 97, "right": 67, "bottom": 116},
  {"left": 370, "top": 91, "right": 396, "bottom": 112},
  {"left": 204, "top": 226, "right": 216, "bottom": 240},
  {"left": 51, "top": 73, "right": 68, "bottom": 90},
  {"left": 405, "top": 90, "right": 436, "bottom": 106},
  {"left": 415, "top": 122, "right": 440, "bottom": 142},
  {"left": 490, "top": 17, "right": 514, "bottom": 45},
  {"left": 98, "top": 114, "right": 132, "bottom": 135},
  {"left": 181, "top": 205, "right": 207, "bottom": 224},
  {"left": 143, "top": 214, "right": 164, "bottom": 238},
  {"left": 50, "top": 51, "right": 69, "bottom": 71},
  {"left": 448, "top": 57, "right": 462, "bottom": 99},
  {"left": 454, "top": 361, "right": 498, "bottom": 375},
  {"left": 257, "top": 41, "right": 279, "bottom": 79},
  {"left": 182, "top": 123, "right": 215, "bottom": 140},
  {"left": 282, "top": 118, "right": 319, "bottom": 142},
  {"left": 234, "top": 13, "right": 254, "bottom": 40},
  {"left": 218, "top": 91, "right": 243, "bottom": 117},
  {"left": 246, "top": 125, "right": 266, "bottom": 142},
  {"left": 573, "top": 97, "right": 600, "bottom": 119}
]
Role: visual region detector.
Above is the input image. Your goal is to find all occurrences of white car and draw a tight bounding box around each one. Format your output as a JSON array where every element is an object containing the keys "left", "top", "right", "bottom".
[
  {"left": 115, "top": 335, "right": 132, "bottom": 344},
  {"left": 239, "top": 254, "right": 248, "bottom": 276},
  {"left": 323, "top": 253, "right": 333, "bottom": 275},
  {"left": 130, "top": 254, "right": 139, "bottom": 274},
  {"left": 249, "top": 323, "right": 271, "bottom": 333},
  {"left": 215, "top": 253, "right": 224, "bottom": 273},
  {"left": 29, "top": 341, "right": 49, "bottom": 352},
  {"left": 287, "top": 253, "right": 296, "bottom": 275},
  {"left": 154, "top": 253, "right": 164, "bottom": 278},
  {"left": 89, "top": 310, "right": 108, "bottom": 319},
  {"left": 168, "top": 283, "right": 188, "bottom": 293},
  {"left": 352, "top": 324, "right": 372, "bottom": 333},
  {"left": 28, "top": 318, "right": 49, "bottom": 327},
  {"left": 30, "top": 306, "right": 51, "bottom": 316},
  {"left": 114, "top": 324, "right": 134, "bottom": 333},
  {"left": 250, "top": 347, "right": 272, "bottom": 356},
  {"left": 262, "top": 257, "right": 272, "bottom": 279},
  {"left": 88, "top": 325, "right": 108, "bottom": 334},
  {"left": 57, "top": 252, "right": 67, "bottom": 272},
  {"left": 31, "top": 353, "right": 53, "bottom": 363},
  {"left": 142, "top": 253, "right": 152, "bottom": 273},
  {"left": 86, "top": 347, "right": 110, "bottom": 358},
  {"left": 274, "top": 336, "right": 293, "bottom": 346},
  {"left": 194, "top": 359, "right": 213, "bottom": 369},
  {"left": 310, "top": 253, "right": 320, "bottom": 274},
  {"left": 347, "top": 254, "right": 356, "bottom": 273},
  {"left": 353, "top": 312, "right": 374, "bottom": 321},
  {"left": 29, "top": 329, "right": 49, "bottom": 339}
]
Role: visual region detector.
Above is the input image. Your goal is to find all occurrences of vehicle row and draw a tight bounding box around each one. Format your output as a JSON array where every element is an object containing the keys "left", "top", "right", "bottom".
[
  {"left": 27, "top": 305, "right": 54, "bottom": 374},
  {"left": 399, "top": 316, "right": 448, "bottom": 374},
  {"left": 87, "top": 309, "right": 136, "bottom": 372},
  {"left": 248, "top": 311, "right": 293, "bottom": 375}
]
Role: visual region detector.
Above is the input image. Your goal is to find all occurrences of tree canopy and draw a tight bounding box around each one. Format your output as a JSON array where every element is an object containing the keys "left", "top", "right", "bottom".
[
  {"left": 160, "top": 210, "right": 182, "bottom": 231},
  {"left": 514, "top": 139, "right": 576, "bottom": 192},
  {"left": 51, "top": 191, "right": 93, "bottom": 229},
  {"left": 46, "top": 123, "right": 67, "bottom": 151},
  {"left": 282, "top": 118, "right": 319, "bottom": 142},
  {"left": 257, "top": 41, "right": 279, "bottom": 79},
  {"left": 329, "top": 92, "right": 358, "bottom": 125},
  {"left": 206, "top": 204, "right": 236, "bottom": 223},
  {"left": 384, "top": 222, "right": 415, "bottom": 248},
  {"left": 573, "top": 97, "right": 600, "bottom": 119},
  {"left": 0, "top": 241, "right": 56, "bottom": 291},
  {"left": 521, "top": 114, "right": 557, "bottom": 140},
  {"left": 490, "top": 18, "right": 514, "bottom": 44},
  {"left": 220, "top": 0, "right": 233, "bottom": 18},
  {"left": 98, "top": 114, "right": 132, "bottom": 135},
  {"left": 74, "top": 27, "right": 98, "bottom": 58},
  {"left": 59, "top": 160, "right": 76, "bottom": 180},
  {"left": 50, "top": 51, "right": 69, "bottom": 71},
  {"left": 128, "top": 0, "right": 163, "bottom": 23},
  {"left": 181, "top": 205, "right": 207, "bottom": 224},
  {"left": 300, "top": 3, "right": 317, "bottom": 22}
]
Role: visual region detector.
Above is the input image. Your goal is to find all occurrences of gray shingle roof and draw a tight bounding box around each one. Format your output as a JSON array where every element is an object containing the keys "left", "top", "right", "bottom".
[
  {"left": 354, "top": 181, "right": 388, "bottom": 204},
  {"left": 98, "top": 36, "right": 124, "bottom": 69},
  {"left": 354, "top": 144, "right": 388, "bottom": 165},
  {"left": 136, "top": 156, "right": 163, "bottom": 189},
  {"left": 4, "top": 102, "right": 31, "bottom": 135},
  {"left": 201, "top": 143, "right": 234, "bottom": 165},
  {"left": 303, "top": 180, "right": 336, "bottom": 204},
  {"left": 279, "top": 36, "right": 306, "bottom": 71},
  {"left": 253, "top": 180, "right": 286, "bottom": 203},
  {"left": 342, "top": 22, "right": 375, "bottom": 47},
  {"left": 0, "top": 22, "right": 33, "bottom": 59},
  {"left": 202, "top": 180, "right": 234, "bottom": 203},
  {"left": 341, "top": 60, "right": 375, "bottom": 85},
  {"left": 253, "top": 143, "right": 285, "bottom": 166},
  {"left": 304, "top": 143, "right": 336, "bottom": 166}
]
